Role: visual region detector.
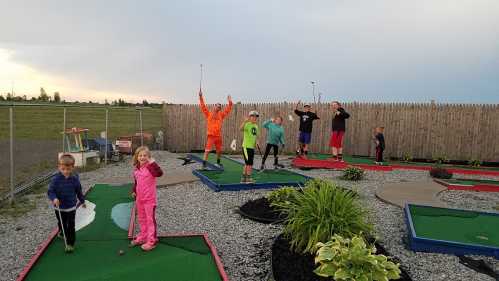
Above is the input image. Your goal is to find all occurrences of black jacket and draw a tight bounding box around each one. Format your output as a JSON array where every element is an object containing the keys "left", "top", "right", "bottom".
[
  {"left": 331, "top": 108, "right": 350, "bottom": 131},
  {"left": 294, "top": 110, "right": 319, "bottom": 133},
  {"left": 375, "top": 133, "right": 385, "bottom": 150}
]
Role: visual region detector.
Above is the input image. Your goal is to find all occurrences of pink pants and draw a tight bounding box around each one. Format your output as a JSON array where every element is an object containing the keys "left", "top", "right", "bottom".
[{"left": 135, "top": 200, "right": 157, "bottom": 244}]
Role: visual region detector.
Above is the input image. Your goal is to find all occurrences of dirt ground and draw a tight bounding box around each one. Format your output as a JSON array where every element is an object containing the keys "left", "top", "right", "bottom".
[{"left": 0, "top": 140, "right": 59, "bottom": 193}]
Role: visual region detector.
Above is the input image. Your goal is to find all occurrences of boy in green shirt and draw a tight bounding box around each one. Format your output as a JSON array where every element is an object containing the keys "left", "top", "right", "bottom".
[
  {"left": 240, "top": 111, "right": 260, "bottom": 183},
  {"left": 260, "top": 116, "right": 285, "bottom": 170}
]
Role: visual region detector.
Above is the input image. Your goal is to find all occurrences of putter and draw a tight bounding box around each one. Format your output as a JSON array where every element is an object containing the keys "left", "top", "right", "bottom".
[
  {"left": 256, "top": 143, "right": 266, "bottom": 173},
  {"left": 56, "top": 206, "right": 68, "bottom": 249}
]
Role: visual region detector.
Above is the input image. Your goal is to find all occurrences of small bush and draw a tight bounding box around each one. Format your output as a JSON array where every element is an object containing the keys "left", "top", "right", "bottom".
[
  {"left": 468, "top": 159, "right": 481, "bottom": 168},
  {"left": 402, "top": 153, "right": 412, "bottom": 162},
  {"left": 314, "top": 234, "right": 401, "bottom": 281},
  {"left": 340, "top": 167, "right": 365, "bottom": 181},
  {"left": 274, "top": 179, "right": 372, "bottom": 254},
  {"left": 266, "top": 187, "right": 297, "bottom": 208},
  {"left": 429, "top": 167, "right": 453, "bottom": 179},
  {"left": 432, "top": 155, "right": 448, "bottom": 165}
]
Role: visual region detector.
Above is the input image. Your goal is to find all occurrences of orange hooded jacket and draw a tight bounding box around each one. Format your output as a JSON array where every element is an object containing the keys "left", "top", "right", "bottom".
[{"left": 199, "top": 95, "right": 233, "bottom": 137}]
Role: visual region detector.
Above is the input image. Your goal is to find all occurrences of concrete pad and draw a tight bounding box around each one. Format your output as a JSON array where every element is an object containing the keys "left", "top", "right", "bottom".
[
  {"left": 375, "top": 181, "right": 447, "bottom": 208},
  {"left": 98, "top": 170, "right": 199, "bottom": 187}
]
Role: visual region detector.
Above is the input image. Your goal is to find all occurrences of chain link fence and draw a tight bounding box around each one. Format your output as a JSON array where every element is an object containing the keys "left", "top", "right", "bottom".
[{"left": 0, "top": 104, "right": 162, "bottom": 203}]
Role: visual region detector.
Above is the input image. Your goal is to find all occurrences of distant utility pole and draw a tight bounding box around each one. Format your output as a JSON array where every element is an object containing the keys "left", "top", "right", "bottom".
[{"left": 310, "top": 81, "right": 316, "bottom": 103}]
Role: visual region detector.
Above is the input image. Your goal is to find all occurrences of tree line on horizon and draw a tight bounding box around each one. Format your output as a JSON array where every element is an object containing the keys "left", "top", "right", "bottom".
[{"left": 0, "top": 87, "right": 164, "bottom": 108}]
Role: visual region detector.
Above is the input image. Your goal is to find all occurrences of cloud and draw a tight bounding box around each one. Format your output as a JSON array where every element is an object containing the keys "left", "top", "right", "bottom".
[{"left": 0, "top": 0, "right": 498, "bottom": 103}]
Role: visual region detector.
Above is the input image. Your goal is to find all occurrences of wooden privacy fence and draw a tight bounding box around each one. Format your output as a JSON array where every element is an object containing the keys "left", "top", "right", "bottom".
[{"left": 162, "top": 102, "right": 499, "bottom": 162}]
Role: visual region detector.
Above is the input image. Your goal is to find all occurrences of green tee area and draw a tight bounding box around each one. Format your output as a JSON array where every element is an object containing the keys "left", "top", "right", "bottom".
[
  {"left": 194, "top": 153, "right": 308, "bottom": 185},
  {"left": 409, "top": 205, "right": 499, "bottom": 248},
  {"left": 441, "top": 178, "right": 499, "bottom": 186},
  {"left": 22, "top": 184, "right": 222, "bottom": 281}
]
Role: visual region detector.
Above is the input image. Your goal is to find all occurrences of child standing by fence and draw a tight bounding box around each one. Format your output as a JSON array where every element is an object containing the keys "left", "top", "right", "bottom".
[
  {"left": 294, "top": 101, "right": 319, "bottom": 158},
  {"left": 330, "top": 101, "right": 350, "bottom": 162},
  {"left": 374, "top": 127, "right": 385, "bottom": 165},
  {"left": 260, "top": 116, "right": 285, "bottom": 170},
  {"left": 130, "top": 146, "right": 164, "bottom": 251},
  {"left": 199, "top": 89, "right": 233, "bottom": 169},
  {"left": 240, "top": 111, "right": 260, "bottom": 183},
  {"left": 47, "top": 154, "right": 86, "bottom": 253}
]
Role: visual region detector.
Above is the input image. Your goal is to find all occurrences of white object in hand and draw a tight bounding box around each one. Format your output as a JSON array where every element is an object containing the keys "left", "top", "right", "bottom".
[
  {"left": 230, "top": 139, "right": 237, "bottom": 151},
  {"left": 288, "top": 115, "right": 294, "bottom": 122}
]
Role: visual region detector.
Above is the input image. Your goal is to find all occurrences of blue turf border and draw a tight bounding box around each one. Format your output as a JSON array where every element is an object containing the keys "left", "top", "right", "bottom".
[
  {"left": 187, "top": 153, "right": 223, "bottom": 171},
  {"left": 187, "top": 154, "right": 311, "bottom": 192},
  {"left": 404, "top": 203, "right": 499, "bottom": 258}
]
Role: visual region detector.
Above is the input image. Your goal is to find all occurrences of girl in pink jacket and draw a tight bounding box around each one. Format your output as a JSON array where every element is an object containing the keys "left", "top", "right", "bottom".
[{"left": 130, "top": 146, "right": 164, "bottom": 251}]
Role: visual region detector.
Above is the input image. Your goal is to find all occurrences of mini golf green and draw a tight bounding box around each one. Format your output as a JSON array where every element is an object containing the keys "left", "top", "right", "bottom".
[
  {"left": 442, "top": 178, "right": 499, "bottom": 186},
  {"left": 194, "top": 153, "right": 308, "bottom": 185},
  {"left": 21, "top": 184, "right": 223, "bottom": 281},
  {"left": 307, "top": 153, "right": 388, "bottom": 165},
  {"left": 408, "top": 205, "right": 499, "bottom": 248}
]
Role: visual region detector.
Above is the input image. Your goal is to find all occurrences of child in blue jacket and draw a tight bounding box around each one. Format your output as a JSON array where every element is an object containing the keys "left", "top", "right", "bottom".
[
  {"left": 47, "top": 154, "right": 86, "bottom": 253},
  {"left": 260, "top": 116, "right": 285, "bottom": 170}
]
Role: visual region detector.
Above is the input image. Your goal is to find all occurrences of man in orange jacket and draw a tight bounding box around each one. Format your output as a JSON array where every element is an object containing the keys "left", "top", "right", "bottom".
[{"left": 199, "top": 89, "right": 233, "bottom": 169}]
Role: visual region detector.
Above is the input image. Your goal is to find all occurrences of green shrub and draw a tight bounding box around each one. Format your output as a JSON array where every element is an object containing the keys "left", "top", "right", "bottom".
[
  {"left": 340, "top": 167, "right": 365, "bottom": 181},
  {"left": 314, "top": 234, "right": 401, "bottom": 281},
  {"left": 274, "top": 179, "right": 372, "bottom": 254},
  {"left": 429, "top": 167, "right": 453, "bottom": 179},
  {"left": 402, "top": 153, "right": 412, "bottom": 162},
  {"left": 468, "top": 159, "right": 481, "bottom": 168},
  {"left": 432, "top": 155, "right": 448, "bottom": 165},
  {"left": 266, "top": 187, "right": 297, "bottom": 208}
]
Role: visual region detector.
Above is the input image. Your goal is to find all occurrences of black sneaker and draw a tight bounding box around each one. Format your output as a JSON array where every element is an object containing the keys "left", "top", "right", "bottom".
[
  {"left": 260, "top": 164, "right": 265, "bottom": 171},
  {"left": 217, "top": 163, "right": 224, "bottom": 169},
  {"left": 202, "top": 161, "right": 207, "bottom": 170}
]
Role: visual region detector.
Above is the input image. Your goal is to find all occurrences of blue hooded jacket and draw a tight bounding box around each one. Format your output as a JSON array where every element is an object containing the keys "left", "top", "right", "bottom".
[{"left": 47, "top": 172, "right": 85, "bottom": 210}]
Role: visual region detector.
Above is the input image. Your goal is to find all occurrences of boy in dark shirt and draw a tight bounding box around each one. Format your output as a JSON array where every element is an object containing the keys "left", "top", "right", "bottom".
[
  {"left": 47, "top": 154, "right": 86, "bottom": 253},
  {"left": 294, "top": 101, "right": 319, "bottom": 158},
  {"left": 374, "top": 126, "right": 385, "bottom": 165},
  {"left": 330, "top": 101, "right": 350, "bottom": 161}
]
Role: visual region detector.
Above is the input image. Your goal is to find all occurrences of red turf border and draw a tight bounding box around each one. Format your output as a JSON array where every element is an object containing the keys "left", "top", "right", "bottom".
[
  {"left": 16, "top": 184, "right": 96, "bottom": 281},
  {"left": 292, "top": 157, "right": 499, "bottom": 176}
]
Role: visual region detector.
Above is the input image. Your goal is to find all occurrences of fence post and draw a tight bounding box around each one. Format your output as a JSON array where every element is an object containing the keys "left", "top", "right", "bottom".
[
  {"left": 62, "top": 107, "right": 66, "bottom": 153},
  {"left": 9, "top": 107, "right": 14, "bottom": 204},
  {"left": 139, "top": 109, "right": 143, "bottom": 146},
  {"left": 105, "top": 109, "right": 109, "bottom": 164}
]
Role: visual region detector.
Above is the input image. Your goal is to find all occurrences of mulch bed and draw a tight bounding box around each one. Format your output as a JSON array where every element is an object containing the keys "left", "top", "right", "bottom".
[
  {"left": 238, "top": 197, "right": 285, "bottom": 224},
  {"left": 271, "top": 234, "right": 413, "bottom": 281}
]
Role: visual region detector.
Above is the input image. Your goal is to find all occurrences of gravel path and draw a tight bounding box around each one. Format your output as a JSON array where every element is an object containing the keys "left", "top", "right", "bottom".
[{"left": 0, "top": 152, "right": 498, "bottom": 281}]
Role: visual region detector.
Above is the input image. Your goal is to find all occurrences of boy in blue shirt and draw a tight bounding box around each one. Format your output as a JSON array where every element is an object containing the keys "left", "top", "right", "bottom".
[
  {"left": 260, "top": 116, "right": 285, "bottom": 170},
  {"left": 47, "top": 154, "right": 86, "bottom": 253}
]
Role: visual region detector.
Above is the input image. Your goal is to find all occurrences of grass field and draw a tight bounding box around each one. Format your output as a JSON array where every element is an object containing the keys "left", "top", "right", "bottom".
[
  {"left": 0, "top": 105, "right": 162, "bottom": 196},
  {"left": 0, "top": 105, "right": 162, "bottom": 140}
]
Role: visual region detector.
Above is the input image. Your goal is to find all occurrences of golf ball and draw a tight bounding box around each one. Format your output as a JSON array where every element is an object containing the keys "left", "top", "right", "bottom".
[{"left": 118, "top": 250, "right": 125, "bottom": 255}]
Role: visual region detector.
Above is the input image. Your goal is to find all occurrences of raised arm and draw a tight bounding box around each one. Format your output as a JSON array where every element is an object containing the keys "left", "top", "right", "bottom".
[
  {"left": 198, "top": 90, "right": 209, "bottom": 118},
  {"left": 262, "top": 119, "right": 272, "bottom": 129},
  {"left": 221, "top": 95, "right": 233, "bottom": 119},
  {"left": 240, "top": 118, "right": 248, "bottom": 131},
  {"left": 339, "top": 108, "right": 350, "bottom": 119}
]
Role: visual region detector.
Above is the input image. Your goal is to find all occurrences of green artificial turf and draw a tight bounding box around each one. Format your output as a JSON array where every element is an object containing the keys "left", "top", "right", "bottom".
[
  {"left": 23, "top": 184, "right": 222, "bottom": 281},
  {"left": 195, "top": 154, "right": 308, "bottom": 185},
  {"left": 409, "top": 205, "right": 499, "bottom": 248},
  {"left": 442, "top": 178, "right": 499, "bottom": 186}
]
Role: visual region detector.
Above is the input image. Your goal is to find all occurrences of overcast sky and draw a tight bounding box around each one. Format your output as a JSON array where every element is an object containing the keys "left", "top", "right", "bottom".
[{"left": 0, "top": 0, "right": 498, "bottom": 104}]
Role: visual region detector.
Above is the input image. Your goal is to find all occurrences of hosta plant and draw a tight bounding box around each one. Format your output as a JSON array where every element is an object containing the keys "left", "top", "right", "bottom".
[
  {"left": 266, "top": 187, "right": 297, "bottom": 208},
  {"left": 314, "top": 234, "right": 401, "bottom": 281},
  {"left": 273, "top": 179, "right": 372, "bottom": 254},
  {"left": 340, "top": 166, "right": 365, "bottom": 181},
  {"left": 432, "top": 155, "right": 448, "bottom": 165},
  {"left": 402, "top": 153, "right": 412, "bottom": 163}
]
